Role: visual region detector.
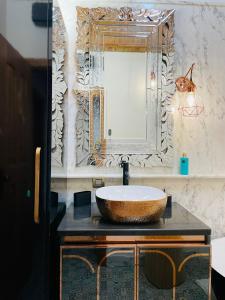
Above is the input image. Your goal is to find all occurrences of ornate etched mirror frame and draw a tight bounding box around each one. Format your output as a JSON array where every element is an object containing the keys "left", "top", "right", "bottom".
[
  {"left": 75, "top": 7, "right": 175, "bottom": 167},
  {"left": 52, "top": 7, "right": 67, "bottom": 167}
]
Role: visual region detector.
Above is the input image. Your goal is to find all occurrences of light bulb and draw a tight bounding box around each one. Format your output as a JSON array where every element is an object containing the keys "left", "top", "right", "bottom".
[
  {"left": 150, "top": 71, "right": 156, "bottom": 89},
  {"left": 150, "top": 79, "right": 156, "bottom": 89},
  {"left": 186, "top": 92, "right": 196, "bottom": 107}
]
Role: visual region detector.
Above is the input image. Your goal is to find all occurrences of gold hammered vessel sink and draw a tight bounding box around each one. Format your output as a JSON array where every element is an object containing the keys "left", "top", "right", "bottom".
[{"left": 96, "top": 185, "right": 167, "bottom": 223}]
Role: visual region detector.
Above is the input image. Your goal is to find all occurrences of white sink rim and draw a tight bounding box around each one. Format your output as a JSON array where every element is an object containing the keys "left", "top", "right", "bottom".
[{"left": 96, "top": 185, "right": 166, "bottom": 201}]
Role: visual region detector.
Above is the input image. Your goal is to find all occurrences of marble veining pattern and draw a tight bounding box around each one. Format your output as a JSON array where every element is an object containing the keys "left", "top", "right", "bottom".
[{"left": 174, "top": 5, "right": 225, "bottom": 174}]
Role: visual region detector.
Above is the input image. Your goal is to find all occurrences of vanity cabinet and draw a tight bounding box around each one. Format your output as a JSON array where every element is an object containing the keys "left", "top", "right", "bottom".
[
  {"left": 60, "top": 243, "right": 210, "bottom": 300},
  {"left": 58, "top": 203, "right": 211, "bottom": 300}
]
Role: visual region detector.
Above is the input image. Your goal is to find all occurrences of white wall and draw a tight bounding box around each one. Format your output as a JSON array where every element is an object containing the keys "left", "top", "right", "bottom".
[
  {"left": 1, "top": 0, "right": 48, "bottom": 58},
  {"left": 0, "top": 0, "right": 7, "bottom": 36}
]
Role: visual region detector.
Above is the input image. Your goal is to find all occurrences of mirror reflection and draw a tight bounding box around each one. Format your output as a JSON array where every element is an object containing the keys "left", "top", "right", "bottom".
[{"left": 104, "top": 50, "right": 147, "bottom": 141}]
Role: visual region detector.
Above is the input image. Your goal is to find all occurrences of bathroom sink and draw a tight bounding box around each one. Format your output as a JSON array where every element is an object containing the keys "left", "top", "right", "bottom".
[{"left": 96, "top": 185, "right": 167, "bottom": 223}]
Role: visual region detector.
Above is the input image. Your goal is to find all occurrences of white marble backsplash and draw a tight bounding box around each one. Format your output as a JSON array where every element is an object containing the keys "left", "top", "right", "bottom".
[{"left": 52, "top": 0, "right": 225, "bottom": 238}]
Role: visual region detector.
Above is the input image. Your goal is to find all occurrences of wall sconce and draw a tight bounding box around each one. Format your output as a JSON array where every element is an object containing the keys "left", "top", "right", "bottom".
[{"left": 175, "top": 63, "right": 204, "bottom": 117}]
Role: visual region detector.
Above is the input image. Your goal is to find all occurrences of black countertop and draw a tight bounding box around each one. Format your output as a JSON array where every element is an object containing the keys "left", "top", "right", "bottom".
[
  {"left": 57, "top": 202, "right": 211, "bottom": 237},
  {"left": 50, "top": 202, "right": 66, "bottom": 231}
]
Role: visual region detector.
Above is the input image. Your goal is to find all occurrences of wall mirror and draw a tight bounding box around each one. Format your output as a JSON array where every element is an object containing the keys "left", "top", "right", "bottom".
[{"left": 75, "top": 7, "right": 175, "bottom": 167}]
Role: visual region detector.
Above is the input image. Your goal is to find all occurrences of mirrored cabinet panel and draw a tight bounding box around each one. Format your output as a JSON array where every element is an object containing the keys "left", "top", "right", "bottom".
[
  {"left": 60, "top": 244, "right": 210, "bottom": 300},
  {"left": 61, "top": 246, "right": 135, "bottom": 300},
  {"left": 138, "top": 246, "right": 210, "bottom": 300}
]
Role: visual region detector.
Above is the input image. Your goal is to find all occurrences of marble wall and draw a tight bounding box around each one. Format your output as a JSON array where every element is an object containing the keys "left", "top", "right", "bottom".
[{"left": 52, "top": 0, "right": 225, "bottom": 238}]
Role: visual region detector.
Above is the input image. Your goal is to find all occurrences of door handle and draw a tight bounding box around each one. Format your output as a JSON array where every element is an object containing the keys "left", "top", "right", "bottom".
[{"left": 34, "top": 147, "right": 41, "bottom": 224}]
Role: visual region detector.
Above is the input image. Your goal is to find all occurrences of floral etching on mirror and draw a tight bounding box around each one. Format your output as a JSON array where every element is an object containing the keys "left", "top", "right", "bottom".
[
  {"left": 75, "top": 90, "right": 90, "bottom": 166},
  {"left": 52, "top": 7, "right": 67, "bottom": 167},
  {"left": 75, "top": 7, "right": 175, "bottom": 167}
]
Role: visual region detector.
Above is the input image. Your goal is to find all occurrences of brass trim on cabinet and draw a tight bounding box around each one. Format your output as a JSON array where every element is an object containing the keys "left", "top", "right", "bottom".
[
  {"left": 177, "top": 249, "right": 211, "bottom": 300},
  {"left": 135, "top": 246, "right": 139, "bottom": 300},
  {"left": 63, "top": 254, "right": 95, "bottom": 273},
  {"left": 34, "top": 147, "right": 41, "bottom": 224},
  {"left": 60, "top": 245, "right": 135, "bottom": 300},
  {"left": 60, "top": 244, "right": 211, "bottom": 300},
  {"left": 139, "top": 243, "right": 208, "bottom": 248},
  {"left": 63, "top": 235, "right": 206, "bottom": 244},
  {"left": 96, "top": 250, "right": 134, "bottom": 300},
  {"left": 61, "top": 243, "right": 135, "bottom": 249},
  {"left": 178, "top": 253, "right": 209, "bottom": 272}
]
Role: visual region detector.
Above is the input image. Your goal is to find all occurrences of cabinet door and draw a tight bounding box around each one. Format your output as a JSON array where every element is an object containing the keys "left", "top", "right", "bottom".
[
  {"left": 61, "top": 245, "right": 135, "bottom": 300},
  {"left": 138, "top": 246, "right": 210, "bottom": 300}
]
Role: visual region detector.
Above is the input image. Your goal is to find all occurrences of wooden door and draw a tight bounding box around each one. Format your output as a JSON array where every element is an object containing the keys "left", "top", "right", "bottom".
[{"left": 0, "top": 1, "right": 52, "bottom": 299}]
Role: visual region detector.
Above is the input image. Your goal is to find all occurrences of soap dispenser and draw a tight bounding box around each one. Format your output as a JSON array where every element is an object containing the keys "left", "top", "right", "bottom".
[{"left": 180, "top": 153, "right": 189, "bottom": 175}]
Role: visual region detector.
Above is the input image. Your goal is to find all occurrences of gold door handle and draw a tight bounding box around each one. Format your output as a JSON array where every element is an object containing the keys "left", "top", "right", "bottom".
[{"left": 34, "top": 147, "right": 41, "bottom": 224}]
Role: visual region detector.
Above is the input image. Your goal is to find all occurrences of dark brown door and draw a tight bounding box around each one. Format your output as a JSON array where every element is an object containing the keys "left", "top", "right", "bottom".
[
  {"left": 0, "top": 1, "right": 52, "bottom": 299},
  {"left": 0, "top": 32, "right": 33, "bottom": 295}
]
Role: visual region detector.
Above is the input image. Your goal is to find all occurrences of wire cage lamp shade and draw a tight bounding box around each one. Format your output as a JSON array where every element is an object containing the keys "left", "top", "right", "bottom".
[{"left": 175, "top": 63, "right": 204, "bottom": 117}]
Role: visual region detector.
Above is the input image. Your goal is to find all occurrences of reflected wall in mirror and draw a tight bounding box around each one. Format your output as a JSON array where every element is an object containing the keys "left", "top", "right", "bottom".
[{"left": 75, "top": 7, "right": 175, "bottom": 167}]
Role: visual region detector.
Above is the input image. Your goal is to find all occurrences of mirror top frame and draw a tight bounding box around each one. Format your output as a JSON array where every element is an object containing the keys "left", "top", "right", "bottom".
[{"left": 75, "top": 7, "right": 175, "bottom": 167}]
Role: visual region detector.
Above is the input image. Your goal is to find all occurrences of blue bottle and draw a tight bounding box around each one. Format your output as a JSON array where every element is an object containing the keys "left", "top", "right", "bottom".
[{"left": 180, "top": 153, "right": 189, "bottom": 175}]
